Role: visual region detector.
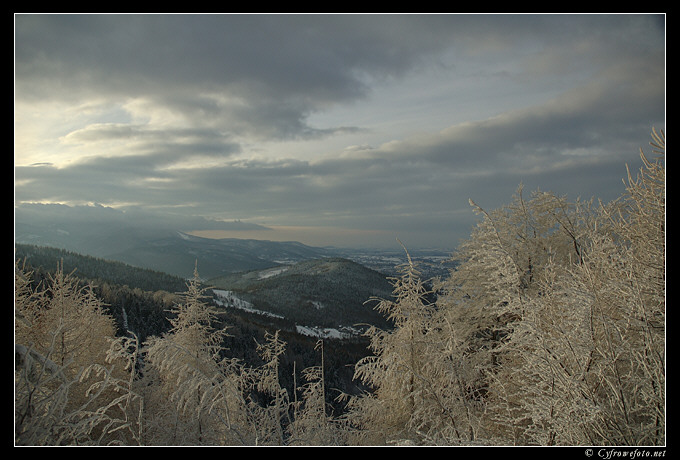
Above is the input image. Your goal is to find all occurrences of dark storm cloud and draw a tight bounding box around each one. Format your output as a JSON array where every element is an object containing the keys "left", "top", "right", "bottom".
[
  {"left": 341, "top": 55, "right": 662, "bottom": 171},
  {"left": 15, "top": 14, "right": 458, "bottom": 141}
]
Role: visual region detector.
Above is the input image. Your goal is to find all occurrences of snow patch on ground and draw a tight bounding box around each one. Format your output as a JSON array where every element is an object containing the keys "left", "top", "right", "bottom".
[
  {"left": 212, "top": 289, "right": 284, "bottom": 319},
  {"left": 257, "top": 266, "right": 289, "bottom": 279},
  {"left": 213, "top": 289, "right": 363, "bottom": 339},
  {"left": 295, "top": 325, "right": 363, "bottom": 339}
]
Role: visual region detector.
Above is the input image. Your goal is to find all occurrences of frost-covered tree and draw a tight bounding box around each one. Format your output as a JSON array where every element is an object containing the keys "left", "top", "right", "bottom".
[
  {"left": 345, "top": 249, "right": 447, "bottom": 445},
  {"left": 345, "top": 129, "right": 664, "bottom": 446},
  {"left": 15, "top": 262, "right": 118, "bottom": 372},
  {"left": 142, "top": 265, "right": 250, "bottom": 445},
  {"left": 433, "top": 129, "right": 665, "bottom": 445},
  {"left": 15, "top": 262, "right": 143, "bottom": 445},
  {"left": 497, "top": 130, "right": 663, "bottom": 445},
  {"left": 245, "top": 330, "right": 291, "bottom": 445},
  {"left": 614, "top": 128, "right": 665, "bottom": 444},
  {"left": 427, "top": 185, "right": 598, "bottom": 444}
]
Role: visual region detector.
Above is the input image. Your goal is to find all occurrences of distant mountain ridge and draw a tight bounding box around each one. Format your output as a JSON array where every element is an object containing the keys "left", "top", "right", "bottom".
[
  {"left": 15, "top": 205, "right": 400, "bottom": 338},
  {"left": 17, "top": 228, "right": 334, "bottom": 279},
  {"left": 103, "top": 232, "right": 335, "bottom": 279},
  {"left": 15, "top": 202, "right": 455, "bottom": 279},
  {"left": 15, "top": 203, "right": 331, "bottom": 278},
  {"left": 15, "top": 210, "right": 335, "bottom": 279}
]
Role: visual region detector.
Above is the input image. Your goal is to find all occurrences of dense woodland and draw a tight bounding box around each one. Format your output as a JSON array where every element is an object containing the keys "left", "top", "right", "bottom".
[{"left": 14, "top": 130, "right": 665, "bottom": 446}]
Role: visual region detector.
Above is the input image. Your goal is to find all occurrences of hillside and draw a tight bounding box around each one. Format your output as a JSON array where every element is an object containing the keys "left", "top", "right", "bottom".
[
  {"left": 15, "top": 243, "right": 189, "bottom": 293},
  {"left": 209, "top": 257, "right": 394, "bottom": 337},
  {"left": 102, "top": 232, "right": 335, "bottom": 279}
]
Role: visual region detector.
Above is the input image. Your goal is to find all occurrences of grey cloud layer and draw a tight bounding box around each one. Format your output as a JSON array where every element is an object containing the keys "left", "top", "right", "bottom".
[
  {"left": 15, "top": 14, "right": 457, "bottom": 141},
  {"left": 14, "top": 14, "right": 665, "bottom": 248}
]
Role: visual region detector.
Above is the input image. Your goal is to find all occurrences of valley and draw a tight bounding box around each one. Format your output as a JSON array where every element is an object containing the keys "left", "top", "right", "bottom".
[
  {"left": 14, "top": 204, "right": 454, "bottom": 366},
  {"left": 14, "top": 241, "right": 404, "bottom": 415},
  {"left": 14, "top": 203, "right": 456, "bottom": 280}
]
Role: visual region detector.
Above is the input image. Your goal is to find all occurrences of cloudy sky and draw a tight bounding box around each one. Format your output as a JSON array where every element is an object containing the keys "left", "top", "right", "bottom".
[{"left": 14, "top": 13, "right": 665, "bottom": 249}]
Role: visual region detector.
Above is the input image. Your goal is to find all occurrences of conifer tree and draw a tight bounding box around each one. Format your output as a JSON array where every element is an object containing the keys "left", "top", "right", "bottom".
[
  {"left": 346, "top": 248, "right": 442, "bottom": 445},
  {"left": 248, "top": 330, "right": 291, "bottom": 445},
  {"left": 15, "top": 262, "right": 143, "bottom": 445},
  {"left": 143, "top": 265, "right": 248, "bottom": 445}
]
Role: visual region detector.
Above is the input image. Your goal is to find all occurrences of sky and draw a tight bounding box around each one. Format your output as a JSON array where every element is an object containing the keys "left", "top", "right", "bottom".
[{"left": 14, "top": 13, "right": 665, "bottom": 250}]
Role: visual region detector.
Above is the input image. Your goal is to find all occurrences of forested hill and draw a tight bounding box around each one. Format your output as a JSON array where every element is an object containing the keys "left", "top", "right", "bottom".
[
  {"left": 15, "top": 243, "right": 188, "bottom": 293},
  {"left": 15, "top": 244, "right": 188, "bottom": 343},
  {"left": 209, "top": 257, "right": 395, "bottom": 333}
]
